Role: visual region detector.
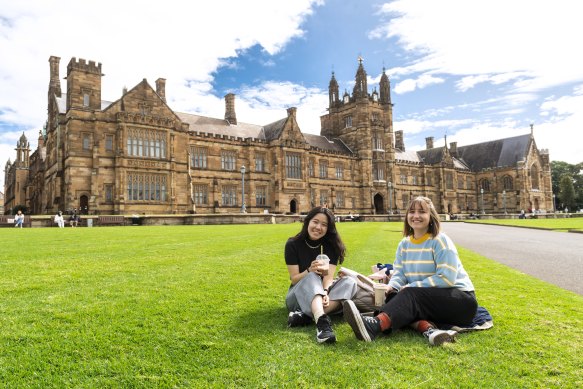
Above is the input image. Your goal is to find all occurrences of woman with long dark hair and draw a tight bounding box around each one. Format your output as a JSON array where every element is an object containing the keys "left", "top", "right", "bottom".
[{"left": 285, "top": 206, "right": 357, "bottom": 344}]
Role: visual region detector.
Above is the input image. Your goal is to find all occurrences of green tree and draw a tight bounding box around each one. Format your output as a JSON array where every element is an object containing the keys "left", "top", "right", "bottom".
[
  {"left": 558, "top": 174, "right": 576, "bottom": 211},
  {"left": 551, "top": 161, "right": 582, "bottom": 211}
]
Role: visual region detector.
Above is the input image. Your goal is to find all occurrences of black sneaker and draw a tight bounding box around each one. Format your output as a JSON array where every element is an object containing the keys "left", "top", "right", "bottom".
[
  {"left": 316, "top": 315, "right": 336, "bottom": 344},
  {"left": 423, "top": 328, "right": 458, "bottom": 346},
  {"left": 287, "top": 310, "right": 313, "bottom": 327},
  {"left": 343, "top": 300, "right": 381, "bottom": 342}
]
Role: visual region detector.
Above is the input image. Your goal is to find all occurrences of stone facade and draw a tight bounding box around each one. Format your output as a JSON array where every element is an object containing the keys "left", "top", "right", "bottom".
[{"left": 3, "top": 55, "right": 553, "bottom": 215}]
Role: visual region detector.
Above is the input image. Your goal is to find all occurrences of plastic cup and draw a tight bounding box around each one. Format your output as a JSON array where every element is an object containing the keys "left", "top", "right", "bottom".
[
  {"left": 373, "top": 283, "right": 389, "bottom": 306},
  {"left": 316, "top": 254, "right": 330, "bottom": 276}
]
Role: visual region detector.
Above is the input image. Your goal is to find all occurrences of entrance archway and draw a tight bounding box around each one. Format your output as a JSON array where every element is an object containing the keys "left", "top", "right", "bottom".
[
  {"left": 373, "top": 193, "right": 384, "bottom": 214},
  {"left": 289, "top": 199, "right": 297, "bottom": 214},
  {"left": 80, "top": 195, "right": 89, "bottom": 214}
]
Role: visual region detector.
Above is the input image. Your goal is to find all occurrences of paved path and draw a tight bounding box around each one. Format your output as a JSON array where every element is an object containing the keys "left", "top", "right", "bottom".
[{"left": 441, "top": 223, "right": 583, "bottom": 295}]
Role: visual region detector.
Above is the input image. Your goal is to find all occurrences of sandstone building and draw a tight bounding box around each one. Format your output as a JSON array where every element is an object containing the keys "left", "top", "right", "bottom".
[{"left": 3, "top": 55, "right": 553, "bottom": 215}]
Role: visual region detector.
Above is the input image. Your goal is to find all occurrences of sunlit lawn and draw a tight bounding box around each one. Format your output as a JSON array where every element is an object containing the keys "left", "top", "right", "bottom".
[
  {"left": 466, "top": 216, "right": 583, "bottom": 232},
  {"left": 0, "top": 223, "right": 581, "bottom": 387}
]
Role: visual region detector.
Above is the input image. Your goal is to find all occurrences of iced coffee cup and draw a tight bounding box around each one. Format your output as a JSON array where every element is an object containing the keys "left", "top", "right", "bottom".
[
  {"left": 373, "top": 283, "right": 389, "bottom": 306},
  {"left": 316, "top": 254, "right": 330, "bottom": 276}
]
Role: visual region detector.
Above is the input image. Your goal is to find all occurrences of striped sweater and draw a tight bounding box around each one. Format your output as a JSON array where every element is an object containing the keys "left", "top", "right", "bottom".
[{"left": 388, "top": 232, "right": 475, "bottom": 291}]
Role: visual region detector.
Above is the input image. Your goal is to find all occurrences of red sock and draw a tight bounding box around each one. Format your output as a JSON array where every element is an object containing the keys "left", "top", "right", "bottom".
[
  {"left": 415, "top": 320, "right": 434, "bottom": 333},
  {"left": 377, "top": 312, "right": 392, "bottom": 331}
]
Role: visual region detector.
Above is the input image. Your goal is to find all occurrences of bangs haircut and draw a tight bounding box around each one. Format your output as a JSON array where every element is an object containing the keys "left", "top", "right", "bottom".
[{"left": 403, "top": 196, "right": 441, "bottom": 238}]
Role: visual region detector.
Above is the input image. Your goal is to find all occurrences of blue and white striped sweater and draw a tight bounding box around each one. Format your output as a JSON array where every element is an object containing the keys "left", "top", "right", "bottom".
[{"left": 388, "top": 232, "right": 474, "bottom": 291}]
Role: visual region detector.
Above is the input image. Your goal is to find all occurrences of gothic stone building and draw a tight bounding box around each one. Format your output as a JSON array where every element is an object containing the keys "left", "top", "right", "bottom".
[{"left": 3, "top": 55, "right": 552, "bottom": 216}]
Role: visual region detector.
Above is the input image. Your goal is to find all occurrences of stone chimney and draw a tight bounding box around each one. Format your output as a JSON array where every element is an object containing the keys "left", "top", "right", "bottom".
[
  {"left": 395, "top": 130, "right": 405, "bottom": 151},
  {"left": 425, "top": 136, "right": 434, "bottom": 150},
  {"left": 156, "top": 78, "right": 166, "bottom": 102},
  {"left": 224, "top": 93, "right": 237, "bottom": 125},
  {"left": 287, "top": 107, "right": 297, "bottom": 118},
  {"left": 449, "top": 141, "right": 458, "bottom": 157}
]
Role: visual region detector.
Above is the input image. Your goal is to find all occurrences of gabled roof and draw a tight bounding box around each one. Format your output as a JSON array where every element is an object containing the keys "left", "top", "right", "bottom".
[
  {"left": 456, "top": 133, "right": 531, "bottom": 171},
  {"left": 262, "top": 117, "right": 288, "bottom": 141},
  {"left": 176, "top": 112, "right": 264, "bottom": 139},
  {"left": 303, "top": 134, "right": 353, "bottom": 154}
]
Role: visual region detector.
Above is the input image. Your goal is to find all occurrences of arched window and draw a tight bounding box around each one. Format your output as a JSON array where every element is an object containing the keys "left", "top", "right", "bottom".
[
  {"left": 530, "top": 165, "right": 539, "bottom": 189},
  {"left": 502, "top": 175, "right": 513, "bottom": 190},
  {"left": 479, "top": 179, "right": 490, "bottom": 192}
]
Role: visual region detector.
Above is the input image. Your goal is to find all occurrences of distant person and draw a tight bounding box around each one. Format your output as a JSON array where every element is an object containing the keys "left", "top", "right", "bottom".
[
  {"left": 70, "top": 209, "right": 79, "bottom": 227},
  {"left": 14, "top": 210, "right": 24, "bottom": 228},
  {"left": 54, "top": 211, "right": 65, "bottom": 228},
  {"left": 343, "top": 196, "right": 478, "bottom": 346},
  {"left": 285, "top": 206, "right": 357, "bottom": 344}
]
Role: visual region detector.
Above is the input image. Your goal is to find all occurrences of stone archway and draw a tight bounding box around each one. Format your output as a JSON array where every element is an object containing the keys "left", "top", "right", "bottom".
[
  {"left": 373, "top": 193, "right": 384, "bottom": 214},
  {"left": 80, "top": 195, "right": 89, "bottom": 214},
  {"left": 289, "top": 199, "right": 297, "bottom": 214}
]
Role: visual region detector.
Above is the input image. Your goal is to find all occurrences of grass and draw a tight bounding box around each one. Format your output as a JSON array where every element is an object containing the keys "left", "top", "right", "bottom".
[
  {"left": 465, "top": 217, "right": 583, "bottom": 232},
  {"left": 1, "top": 223, "right": 581, "bottom": 388}
]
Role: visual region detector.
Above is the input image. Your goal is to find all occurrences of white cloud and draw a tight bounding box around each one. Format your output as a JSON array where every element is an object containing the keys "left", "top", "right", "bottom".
[{"left": 393, "top": 73, "right": 444, "bottom": 94}]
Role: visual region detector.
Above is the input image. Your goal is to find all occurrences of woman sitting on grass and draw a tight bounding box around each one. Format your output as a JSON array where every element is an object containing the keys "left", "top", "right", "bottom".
[
  {"left": 343, "top": 196, "right": 478, "bottom": 346},
  {"left": 285, "top": 206, "right": 357, "bottom": 344}
]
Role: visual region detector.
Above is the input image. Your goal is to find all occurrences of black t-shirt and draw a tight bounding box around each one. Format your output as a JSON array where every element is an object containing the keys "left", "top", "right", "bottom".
[{"left": 284, "top": 237, "right": 339, "bottom": 273}]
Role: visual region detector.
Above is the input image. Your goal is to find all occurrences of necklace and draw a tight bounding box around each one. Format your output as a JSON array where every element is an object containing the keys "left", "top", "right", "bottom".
[{"left": 305, "top": 239, "right": 322, "bottom": 249}]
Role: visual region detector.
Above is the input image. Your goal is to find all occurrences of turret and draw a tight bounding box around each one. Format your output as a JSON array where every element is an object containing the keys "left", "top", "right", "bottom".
[
  {"left": 65, "top": 57, "right": 103, "bottom": 111},
  {"left": 379, "top": 67, "right": 391, "bottom": 105},
  {"left": 328, "top": 72, "right": 339, "bottom": 108},
  {"left": 352, "top": 56, "right": 368, "bottom": 99}
]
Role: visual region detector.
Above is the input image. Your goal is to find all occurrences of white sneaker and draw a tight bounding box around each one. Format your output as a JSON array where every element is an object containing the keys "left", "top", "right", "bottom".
[{"left": 423, "top": 328, "right": 457, "bottom": 346}]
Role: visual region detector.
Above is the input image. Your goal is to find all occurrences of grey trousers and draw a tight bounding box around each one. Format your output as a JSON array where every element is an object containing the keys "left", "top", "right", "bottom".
[{"left": 285, "top": 273, "right": 357, "bottom": 318}]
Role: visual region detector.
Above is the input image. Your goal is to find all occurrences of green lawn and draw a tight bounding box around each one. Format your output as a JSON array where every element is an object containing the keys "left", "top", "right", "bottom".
[
  {"left": 1, "top": 223, "right": 581, "bottom": 388},
  {"left": 466, "top": 217, "right": 583, "bottom": 232}
]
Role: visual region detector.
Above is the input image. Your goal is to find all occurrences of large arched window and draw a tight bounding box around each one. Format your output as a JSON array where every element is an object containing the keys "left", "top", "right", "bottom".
[{"left": 479, "top": 178, "right": 491, "bottom": 192}]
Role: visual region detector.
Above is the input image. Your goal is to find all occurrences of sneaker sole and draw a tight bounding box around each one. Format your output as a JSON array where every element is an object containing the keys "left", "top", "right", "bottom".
[
  {"left": 430, "top": 331, "right": 457, "bottom": 346},
  {"left": 317, "top": 333, "right": 337, "bottom": 344},
  {"left": 343, "top": 300, "right": 372, "bottom": 342}
]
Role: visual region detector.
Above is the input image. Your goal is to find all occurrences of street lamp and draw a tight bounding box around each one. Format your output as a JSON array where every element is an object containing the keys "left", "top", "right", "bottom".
[
  {"left": 503, "top": 190, "right": 507, "bottom": 214},
  {"left": 240, "top": 165, "right": 246, "bottom": 213},
  {"left": 552, "top": 193, "right": 556, "bottom": 213},
  {"left": 387, "top": 181, "right": 393, "bottom": 214},
  {"left": 480, "top": 188, "right": 485, "bottom": 214}
]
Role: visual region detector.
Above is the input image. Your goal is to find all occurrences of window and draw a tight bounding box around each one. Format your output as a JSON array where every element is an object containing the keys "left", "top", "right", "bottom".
[
  {"left": 426, "top": 174, "right": 432, "bottom": 186},
  {"left": 193, "top": 184, "right": 208, "bottom": 205},
  {"left": 126, "top": 128, "right": 167, "bottom": 159},
  {"left": 479, "top": 179, "right": 490, "bottom": 192},
  {"left": 400, "top": 174, "right": 407, "bottom": 185},
  {"left": 104, "top": 184, "right": 114, "bottom": 203},
  {"left": 319, "top": 160, "right": 328, "bottom": 178},
  {"left": 336, "top": 191, "right": 345, "bottom": 208},
  {"left": 458, "top": 176, "right": 464, "bottom": 189},
  {"left": 345, "top": 116, "right": 352, "bottom": 128},
  {"left": 105, "top": 134, "right": 114, "bottom": 152},
  {"left": 402, "top": 193, "right": 410, "bottom": 209},
  {"left": 83, "top": 93, "right": 90, "bottom": 107},
  {"left": 372, "top": 133, "right": 383, "bottom": 150},
  {"left": 310, "top": 189, "right": 316, "bottom": 207},
  {"left": 467, "top": 177, "right": 473, "bottom": 190},
  {"left": 320, "top": 190, "right": 329, "bottom": 206},
  {"left": 221, "top": 150, "right": 236, "bottom": 171},
  {"left": 308, "top": 159, "right": 315, "bottom": 177},
  {"left": 82, "top": 134, "right": 91, "bottom": 150},
  {"left": 190, "top": 147, "right": 207, "bottom": 169},
  {"left": 221, "top": 185, "right": 237, "bottom": 206},
  {"left": 373, "top": 163, "right": 384, "bottom": 181},
  {"left": 530, "top": 165, "right": 539, "bottom": 189},
  {"left": 256, "top": 186, "right": 267, "bottom": 206},
  {"left": 447, "top": 173, "right": 455, "bottom": 189},
  {"left": 335, "top": 163, "right": 343, "bottom": 179},
  {"left": 503, "top": 175, "right": 513, "bottom": 190},
  {"left": 412, "top": 175, "right": 418, "bottom": 185},
  {"left": 126, "top": 173, "right": 167, "bottom": 202},
  {"left": 285, "top": 153, "right": 302, "bottom": 179},
  {"left": 255, "top": 153, "right": 266, "bottom": 172}
]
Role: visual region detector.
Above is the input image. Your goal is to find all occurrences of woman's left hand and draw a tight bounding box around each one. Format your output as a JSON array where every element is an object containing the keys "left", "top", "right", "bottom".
[{"left": 322, "top": 294, "right": 330, "bottom": 307}]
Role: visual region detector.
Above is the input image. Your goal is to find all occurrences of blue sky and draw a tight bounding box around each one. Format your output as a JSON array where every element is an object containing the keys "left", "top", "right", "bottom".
[{"left": 2, "top": 0, "right": 583, "bottom": 189}]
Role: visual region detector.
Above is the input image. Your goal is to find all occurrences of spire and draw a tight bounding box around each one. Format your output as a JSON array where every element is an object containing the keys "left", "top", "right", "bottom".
[
  {"left": 328, "top": 71, "right": 339, "bottom": 108},
  {"left": 353, "top": 56, "right": 368, "bottom": 99},
  {"left": 379, "top": 67, "right": 391, "bottom": 104},
  {"left": 530, "top": 123, "right": 534, "bottom": 137}
]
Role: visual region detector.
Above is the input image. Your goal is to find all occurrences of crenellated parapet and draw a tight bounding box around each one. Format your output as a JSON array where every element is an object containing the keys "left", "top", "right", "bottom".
[{"left": 67, "top": 57, "right": 103, "bottom": 76}]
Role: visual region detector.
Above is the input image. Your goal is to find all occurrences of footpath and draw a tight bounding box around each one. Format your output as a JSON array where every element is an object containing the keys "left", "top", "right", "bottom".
[{"left": 442, "top": 222, "right": 583, "bottom": 295}]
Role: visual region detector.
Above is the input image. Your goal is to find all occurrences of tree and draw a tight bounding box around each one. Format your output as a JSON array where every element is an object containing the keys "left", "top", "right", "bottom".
[
  {"left": 558, "top": 174, "right": 576, "bottom": 211},
  {"left": 551, "top": 161, "right": 582, "bottom": 211}
]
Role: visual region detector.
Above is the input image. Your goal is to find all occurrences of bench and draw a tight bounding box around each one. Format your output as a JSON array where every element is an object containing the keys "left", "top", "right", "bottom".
[
  {"left": 338, "top": 215, "right": 361, "bottom": 222},
  {"left": 98, "top": 215, "right": 125, "bottom": 226},
  {"left": 0, "top": 215, "right": 32, "bottom": 227}
]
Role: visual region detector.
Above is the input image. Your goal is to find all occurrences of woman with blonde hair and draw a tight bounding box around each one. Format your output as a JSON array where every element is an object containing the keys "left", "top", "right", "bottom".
[{"left": 343, "top": 196, "right": 478, "bottom": 345}]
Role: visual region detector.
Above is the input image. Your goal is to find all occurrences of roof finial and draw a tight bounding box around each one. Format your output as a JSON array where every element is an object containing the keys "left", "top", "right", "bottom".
[
  {"left": 530, "top": 123, "right": 534, "bottom": 136},
  {"left": 357, "top": 54, "right": 363, "bottom": 65}
]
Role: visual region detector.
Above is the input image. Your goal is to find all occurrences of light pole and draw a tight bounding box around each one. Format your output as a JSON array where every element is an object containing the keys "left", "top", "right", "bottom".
[
  {"left": 387, "top": 181, "right": 393, "bottom": 214},
  {"left": 552, "top": 193, "right": 556, "bottom": 213},
  {"left": 503, "top": 190, "right": 507, "bottom": 214},
  {"left": 480, "top": 188, "right": 484, "bottom": 214},
  {"left": 240, "top": 165, "right": 246, "bottom": 213}
]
